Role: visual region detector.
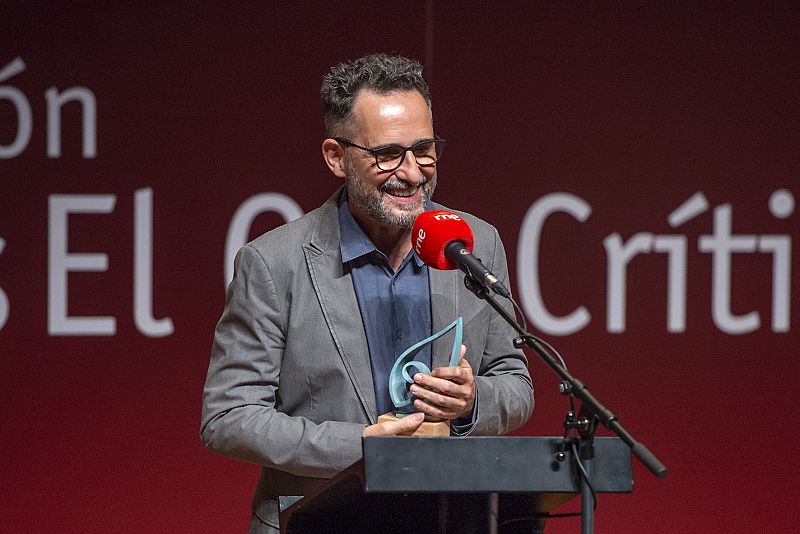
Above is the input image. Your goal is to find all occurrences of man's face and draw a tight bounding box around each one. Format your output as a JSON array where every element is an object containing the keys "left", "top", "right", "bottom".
[{"left": 344, "top": 90, "right": 437, "bottom": 230}]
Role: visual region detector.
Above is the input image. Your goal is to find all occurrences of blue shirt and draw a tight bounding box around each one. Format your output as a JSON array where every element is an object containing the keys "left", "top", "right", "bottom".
[{"left": 338, "top": 195, "right": 432, "bottom": 417}]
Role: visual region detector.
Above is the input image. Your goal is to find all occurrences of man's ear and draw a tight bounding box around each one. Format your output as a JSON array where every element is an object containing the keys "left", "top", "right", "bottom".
[{"left": 322, "top": 138, "right": 347, "bottom": 179}]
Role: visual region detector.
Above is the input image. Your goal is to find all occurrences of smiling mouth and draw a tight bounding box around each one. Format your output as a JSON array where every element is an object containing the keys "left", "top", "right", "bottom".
[
  {"left": 384, "top": 187, "right": 418, "bottom": 198},
  {"left": 381, "top": 178, "right": 427, "bottom": 199}
]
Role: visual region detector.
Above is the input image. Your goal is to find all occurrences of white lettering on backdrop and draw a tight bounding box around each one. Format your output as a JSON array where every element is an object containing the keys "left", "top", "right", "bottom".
[
  {"left": 518, "top": 190, "right": 794, "bottom": 336},
  {"left": 48, "top": 195, "right": 117, "bottom": 335},
  {"left": 46, "top": 189, "right": 174, "bottom": 337},
  {"left": 0, "top": 188, "right": 791, "bottom": 337},
  {"left": 0, "top": 57, "right": 96, "bottom": 159}
]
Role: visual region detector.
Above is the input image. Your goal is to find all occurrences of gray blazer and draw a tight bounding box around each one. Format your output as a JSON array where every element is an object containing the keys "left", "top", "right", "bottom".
[{"left": 201, "top": 188, "right": 533, "bottom": 529}]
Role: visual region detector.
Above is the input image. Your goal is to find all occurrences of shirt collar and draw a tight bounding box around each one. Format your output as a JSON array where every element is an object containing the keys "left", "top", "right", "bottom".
[
  {"left": 339, "top": 193, "right": 377, "bottom": 263},
  {"left": 338, "top": 190, "right": 431, "bottom": 268}
]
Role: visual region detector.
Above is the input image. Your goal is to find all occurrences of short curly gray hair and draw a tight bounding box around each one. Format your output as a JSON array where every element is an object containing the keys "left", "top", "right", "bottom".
[{"left": 321, "top": 53, "right": 432, "bottom": 137}]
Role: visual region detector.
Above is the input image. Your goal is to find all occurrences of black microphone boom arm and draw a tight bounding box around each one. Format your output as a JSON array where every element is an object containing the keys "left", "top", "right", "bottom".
[{"left": 461, "top": 275, "right": 667, "bottom": 480}]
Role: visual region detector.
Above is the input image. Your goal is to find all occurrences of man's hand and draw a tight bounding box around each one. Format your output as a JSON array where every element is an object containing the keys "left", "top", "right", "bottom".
[
  {"left": 362, "top": 411, "right": 425, "bottom": 437},
  {"left": 409, "top": 345, "right": 475, "bottom": 421}
]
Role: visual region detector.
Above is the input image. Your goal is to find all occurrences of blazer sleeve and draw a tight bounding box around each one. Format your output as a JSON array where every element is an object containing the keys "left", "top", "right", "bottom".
[
  {"left": 199, "top": 245, "right": 365, "bottom": 478},
  {"left": 470, "top": 226, "right": 535, "bottom": 436}
]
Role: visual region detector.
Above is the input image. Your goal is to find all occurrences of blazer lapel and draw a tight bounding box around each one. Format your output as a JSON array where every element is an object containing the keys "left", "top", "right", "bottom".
[
  {"left": 304, "top": 195, "right": 377, "bottom": 423},
  {"left": 429, "top": 267, "right": 459, "bottom": 369}
]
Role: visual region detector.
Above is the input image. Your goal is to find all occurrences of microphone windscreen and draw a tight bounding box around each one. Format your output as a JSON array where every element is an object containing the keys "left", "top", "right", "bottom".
[{"left": 411, "top": 210, "right": 475, "bottom": 269}]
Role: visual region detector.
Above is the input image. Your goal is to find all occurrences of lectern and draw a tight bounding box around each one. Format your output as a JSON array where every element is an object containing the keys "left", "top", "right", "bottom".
[{"left": 279, "top": 436, "right": 632, "bottom": 533}]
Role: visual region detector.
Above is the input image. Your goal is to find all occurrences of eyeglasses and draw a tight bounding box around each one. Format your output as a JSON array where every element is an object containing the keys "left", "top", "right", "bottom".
[{"left": 334, "top": 137, "right": 446, "bottom": 171}]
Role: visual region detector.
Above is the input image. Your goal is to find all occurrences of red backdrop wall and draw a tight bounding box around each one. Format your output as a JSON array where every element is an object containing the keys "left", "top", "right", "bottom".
[{"left": 2, "top": 3, "right": 798, "bottom": 532}]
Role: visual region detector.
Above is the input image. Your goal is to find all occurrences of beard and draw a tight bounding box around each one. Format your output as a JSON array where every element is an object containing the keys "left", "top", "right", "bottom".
[{"left": 345, "top": 156, "right": 437, "bottom": 229}]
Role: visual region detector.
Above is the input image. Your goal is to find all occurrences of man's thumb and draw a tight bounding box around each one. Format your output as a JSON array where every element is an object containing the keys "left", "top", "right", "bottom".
[{"left": 401, "top": 411, "right": 425, "bottom": 431}]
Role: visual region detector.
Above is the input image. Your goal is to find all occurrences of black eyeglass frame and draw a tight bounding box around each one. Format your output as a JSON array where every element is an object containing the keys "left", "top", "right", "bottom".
[{"left": 334, "top": 137, "right": 446, "bottom": 171}]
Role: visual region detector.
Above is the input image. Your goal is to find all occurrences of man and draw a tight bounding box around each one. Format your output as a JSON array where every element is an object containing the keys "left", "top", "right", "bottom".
[{"left": 201, "top": 53, "right": 534, "bottom": 533}]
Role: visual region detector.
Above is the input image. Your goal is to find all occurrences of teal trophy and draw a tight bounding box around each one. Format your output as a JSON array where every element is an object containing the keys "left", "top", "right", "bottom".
[{"left": 378, "top": 317, "right": 463, "bottom": 436}]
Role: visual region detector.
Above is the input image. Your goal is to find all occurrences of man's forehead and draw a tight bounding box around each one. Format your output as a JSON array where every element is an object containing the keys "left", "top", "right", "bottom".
[
  {"left": 350, "top": 89, "right": 433, "bottom": 139},
  {"left": 376, "top": 101, "right": 405, "bottom": 120}
]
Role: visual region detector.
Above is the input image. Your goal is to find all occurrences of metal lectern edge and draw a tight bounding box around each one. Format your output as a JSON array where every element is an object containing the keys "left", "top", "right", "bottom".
[{"left": 361, "top": 436, "right": 633, "bottom": 493}]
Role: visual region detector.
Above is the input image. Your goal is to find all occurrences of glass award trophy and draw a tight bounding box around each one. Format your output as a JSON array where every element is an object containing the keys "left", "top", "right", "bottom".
[{"left": 378, "top": 317, "right": 463, "bottom": 436}]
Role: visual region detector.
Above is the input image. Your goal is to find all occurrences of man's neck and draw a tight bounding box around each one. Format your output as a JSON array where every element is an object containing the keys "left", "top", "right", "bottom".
[
  {"left": 351, "top": 211, "right": 413, "bottom": 272},
  {"left": 373, "top": 227, "right": 413, "bottom": 272}
]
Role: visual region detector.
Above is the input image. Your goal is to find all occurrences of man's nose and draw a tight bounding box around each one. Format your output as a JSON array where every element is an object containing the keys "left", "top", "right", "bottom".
[{"left": 396, "top": 150, "right": 423, "bottom": 182}]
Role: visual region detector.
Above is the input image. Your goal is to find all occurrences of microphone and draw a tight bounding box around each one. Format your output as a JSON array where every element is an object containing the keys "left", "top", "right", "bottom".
[{"left": 412, "top": 210, "right": 510, "bottom": 298}]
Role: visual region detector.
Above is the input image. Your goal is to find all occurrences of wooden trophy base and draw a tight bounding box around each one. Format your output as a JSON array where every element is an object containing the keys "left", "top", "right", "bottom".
[{"left": 378, "top": 412, "right": 451, "bottom": 437}]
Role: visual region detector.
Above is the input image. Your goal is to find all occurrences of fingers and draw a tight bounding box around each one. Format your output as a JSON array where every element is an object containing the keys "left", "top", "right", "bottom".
[
  {"left": 410, "top": 345, "right": 475, "bottom": 420},
  {"left": 362, "top": 411, "right": 424, "bottom": 437},
  {"left": 431, "top": 344, "right": 470, "bottom": 382},
  {"left": 410, "top": 384, "right": 474, "bottom": 420},
  {"left": 430, "top": 360, "right": 472, "bottom": 383}
]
